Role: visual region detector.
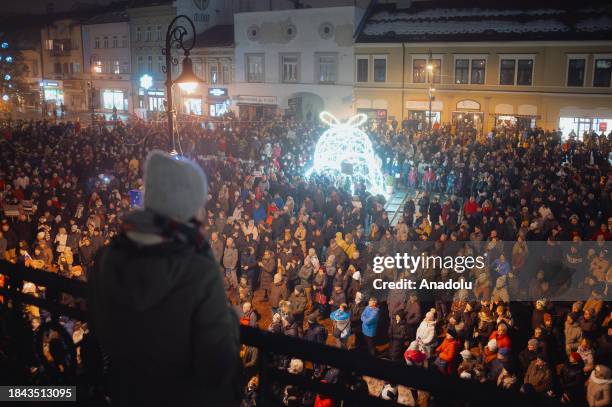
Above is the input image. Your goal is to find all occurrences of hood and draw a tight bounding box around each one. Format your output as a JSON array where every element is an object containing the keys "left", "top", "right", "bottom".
[
  {"left": 96, "top": 211, "right": 203, "bottom": 312},
  {"left": 590, "top": 366, "right": 612, "bottom": 384}
]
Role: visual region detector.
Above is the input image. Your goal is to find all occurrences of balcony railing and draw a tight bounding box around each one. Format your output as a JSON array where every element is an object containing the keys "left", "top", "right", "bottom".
[{"left": 0, "top": 260, "right": 557, "bottom": 406}]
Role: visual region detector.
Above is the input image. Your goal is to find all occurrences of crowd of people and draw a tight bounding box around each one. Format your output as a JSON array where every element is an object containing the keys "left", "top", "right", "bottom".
[{"left": 0, "top": 112, "right": 611, "bottom": 406}]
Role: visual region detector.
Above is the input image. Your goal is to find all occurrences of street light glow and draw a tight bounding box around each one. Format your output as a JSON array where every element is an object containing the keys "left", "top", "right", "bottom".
[
  {"left": 178, "top": 81, "right": 198, "bottom": 93},
  {"left": 1, "top": 42, "right": 8, "bottom": 49},
  {"left": 2, "top": 95, "right": 8, "bottom": 101},
  {"left": 140, "top": 74, "right": 153, "bottom": 90},
  {"left": 4, "top": 74, "right": 11, "bottom": 81}
]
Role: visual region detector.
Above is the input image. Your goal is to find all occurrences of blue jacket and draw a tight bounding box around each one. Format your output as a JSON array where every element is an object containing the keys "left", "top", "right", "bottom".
[
  {"left": 361, "top": 306, "right": 380, "bottom": 337},
  {"left": 252, "top": 204, "right": 266, "bottom": 224}
]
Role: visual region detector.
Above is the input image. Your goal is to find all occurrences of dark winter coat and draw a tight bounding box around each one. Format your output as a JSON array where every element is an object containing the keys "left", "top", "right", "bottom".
[
  {"left": 388, "top": 320, "right": 408, "bottom": 361},
  {"left": 90, "top": 212, "right": 240, "bottom": 407},
  {"left": 269, "top": 281, "right": 288, "bottom": 308}
]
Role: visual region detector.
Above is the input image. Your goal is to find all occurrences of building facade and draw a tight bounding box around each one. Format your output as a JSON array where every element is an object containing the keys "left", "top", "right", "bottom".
[
  {"left": 82, "top": 12, "right": 132, "bottom": 114},
  {"left": 354, "top": 3, "right": 612, "bottom": 137},
  {"left": 127, "top": 0, "right": 236, "bottom": 118},
  {"left": 234, "top": 6, "right": 364, "bottom": 120},
  {"left": 40, "top": 19, "right": 86, "bottom": 113}
]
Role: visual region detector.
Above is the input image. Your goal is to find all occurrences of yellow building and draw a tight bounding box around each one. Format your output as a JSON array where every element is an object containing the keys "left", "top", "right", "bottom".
[{"left": 354, "top": 2, "right": 612, "bottom": 137}]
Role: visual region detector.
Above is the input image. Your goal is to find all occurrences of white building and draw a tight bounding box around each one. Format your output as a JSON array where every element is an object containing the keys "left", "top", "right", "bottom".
[
  {"left": 82, "top": 11, "right": 132, "bottom": 114},
  {"left": 233, "top": 6, "right": 364, "bottom": 120}
]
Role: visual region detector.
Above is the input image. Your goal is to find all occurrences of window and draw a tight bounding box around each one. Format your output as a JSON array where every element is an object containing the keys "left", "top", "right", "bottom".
[
  {"left": 210, "top": 63, "right": 218, "bottom": 84},
  {"left": 44, "top": 39, "right": 53, "bottom": 50},
  {"left": 122, "top": 61, "right": 129, "bottom": 74},
  {"left": 471, "top": 59, "right": 486, "bottom": 84},
  {"left": 158, "top": 55, "right": 164, "bottom": 73},
  {"left": 500, "top": 57, "right": 534, "bottom": 85},
  {"left": 246, "top": 54, "right": 264, "bottom": 82},
  {"left": 113, "top": 60, "right": 120, "bottom": 74},
  {"left": 194, "top": 61, "right": 203, "bottom": 79},
  {"left": 147, "top": 55, "right": 153, "bottom": 72},
  {"left": 137, "top": 56, "right": 144, "bottom": 73},
  {"left": 112, "top": 36, "right": 118, "bottom": 48},
  {"left": 455, "top": 59, "right": 469, "bottom": 84},
  {"left": 517, "top": 59, "right": 533, "bottom": 85},
  {"left": 54, "top": 62, "right": 61, "bottom": 74},
  {"left": 500, "top": 59, "right": 516, "bottom": 85},
  {"left": 122, "top": 35, "right": 128, "bottom": 48},
  {"left": 356, "top": 57, "right": 368, "bottom": 82},
  {"left": 222, "top": 64, "right": 229, "bottom": 84},
  {"left": 431, "top": 59, "right": 441, "bottom": 83},
  {"left": 103, "top": 36, "right": 109, "bottom": 48},
  {"left": 281, "top": 54, "right": 299, "bottom": 83},
  {"left": 32, "top": 62, "right": 39, "bottom": 76},
  {"left": 566, "top": 58, "right": 585, "bottom": 87},
  {"left": 413, "top": 59, "right": 426, "bottom": 83},
  {"left": 146, "top": 27, "right": 152, "bottom": 41},
  {"left": 136, "top": 27, "right": 142, "bottom": 42},
  {"left": 593, "top": 59, "right": 612, "bottom": 87},
  {"left": 72, "top": 63, "right": 80, "bottom": 73},
  {"left": 317, "top": 53, "right": 337, "bottom": 83},
  {"left": 373, "top": 57, "right": 386, "bottom": 82},
  {"left": 156, "top": 26, "right": 162, "bottom": 41},
  {"left": 94, "top": 37, "right": 100, "bottom": 49}
]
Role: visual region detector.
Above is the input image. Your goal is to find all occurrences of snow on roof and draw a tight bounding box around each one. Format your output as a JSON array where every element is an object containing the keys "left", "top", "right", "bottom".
[
  {"left": 356, "top": 3, "right": 612, "bottom": 42},
  {"left": 363, "top": 18, "right": 569, "bottom": 36}
]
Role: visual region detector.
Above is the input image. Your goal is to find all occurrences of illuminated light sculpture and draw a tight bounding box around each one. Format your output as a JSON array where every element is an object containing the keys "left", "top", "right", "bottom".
[{"left": 307, "top": 111, "right": 385, "bottom": 196}]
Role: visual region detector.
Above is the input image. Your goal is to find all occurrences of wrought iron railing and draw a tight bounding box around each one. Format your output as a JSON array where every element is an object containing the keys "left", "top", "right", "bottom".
[{"left": 0, "top": 260, "right": 557, "bottom": 406}]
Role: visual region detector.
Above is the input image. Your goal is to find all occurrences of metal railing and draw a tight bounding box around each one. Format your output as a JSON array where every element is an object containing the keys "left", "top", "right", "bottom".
[{"left": 0, "top": 260, "right": 557, "bottom": 406}]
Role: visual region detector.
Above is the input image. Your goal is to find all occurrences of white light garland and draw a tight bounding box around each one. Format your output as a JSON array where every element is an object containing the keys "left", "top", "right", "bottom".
[{"left": 306, "top": 111, "right": 385, "bottom": 196}]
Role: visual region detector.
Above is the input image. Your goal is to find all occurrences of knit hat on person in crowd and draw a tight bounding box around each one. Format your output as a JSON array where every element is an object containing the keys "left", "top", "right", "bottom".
[
  {"left": 288, "top": 358, "right": 304, "bottom": 374},
  {"left": 273, "top": 273, "right": 283, "bottom": 284},
  {"left": 487, "top": 339, "right": 498, "bottom": 352},
  {"left": 460, "top": 349, "right": 473, "bottom": 360},
  {"left": 143, "top": 150, "right": 208, "bottom": 223},
  {"left": 536, "top": 299, "right": 546, "bottom": 309},
  {"left": 380, "top": 383, "right": 398, "bottom": 401},
  {"left": 352, "top": 271, "right": 361, "bottom": 281},
  {"left": 528, "top": 338, "right": 539, "bottom": 348}
]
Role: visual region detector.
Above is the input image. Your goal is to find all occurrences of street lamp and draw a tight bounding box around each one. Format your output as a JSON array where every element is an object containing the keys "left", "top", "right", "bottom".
[
  {"left": 163, "top": 15, "right": 203, "bottom": 155},
  {"left": 427, "top": 49, "right": 435, "bottom": 131},
  {"left": 139, "top": 73, "right": 152, "bottom": 120},
  {"left": 89, "top": 54, "right": 99, "bottom": 122}
]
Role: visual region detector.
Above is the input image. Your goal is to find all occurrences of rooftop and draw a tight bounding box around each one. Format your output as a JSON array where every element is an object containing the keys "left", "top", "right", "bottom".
[
  {"left": 193, "top": 24, "right": 234, "bottom": 48},
  {"left": 356, "top": 1, "right": 612, "bottom": 43},
  {"left": 84, "top": 10, "right": 129, "bottom": 25}
]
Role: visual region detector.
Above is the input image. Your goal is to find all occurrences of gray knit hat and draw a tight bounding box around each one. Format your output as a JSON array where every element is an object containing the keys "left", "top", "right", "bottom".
[{"left": 143, "top": 150, "right": 208, "bottom": 223}]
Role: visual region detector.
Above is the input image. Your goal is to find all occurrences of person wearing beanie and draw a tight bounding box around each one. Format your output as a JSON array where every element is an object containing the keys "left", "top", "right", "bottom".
[
  {"left": 519, "top": 338, "right": 540, "bottom": 373},
  {"left": 330, "top": 303, "right": 351, "bottom": 349},
  {"left": 90, "top": 150, "right": 240, "bottom": 407}
]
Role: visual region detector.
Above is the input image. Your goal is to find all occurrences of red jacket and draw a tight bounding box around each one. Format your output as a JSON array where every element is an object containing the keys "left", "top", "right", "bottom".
[
  {"left": 489, "top": 330, "right": 512, "bottom": 350},
  {"left": 314, "top": 395, "right": 335, "bottom": 407},
  {"left": 436, "top": 337, "right": 460, "bottom": 374}
]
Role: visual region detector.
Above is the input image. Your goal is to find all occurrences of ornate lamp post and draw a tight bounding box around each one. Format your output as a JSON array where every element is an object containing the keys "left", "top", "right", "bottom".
[
  {"left": 89, "top": 54, "right": 99, "bottom": 122},
  {"left": 163, "top": 15, "right": 203, "bottom": 155}
]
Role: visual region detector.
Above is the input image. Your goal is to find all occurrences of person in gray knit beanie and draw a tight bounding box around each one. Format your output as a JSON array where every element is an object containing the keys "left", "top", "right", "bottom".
[
  {"left": 90, "top": 150, "right": 240, "bottom": 407},
  {"left": 143, "top": 150, "right": 208, "bottom": 223}
]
